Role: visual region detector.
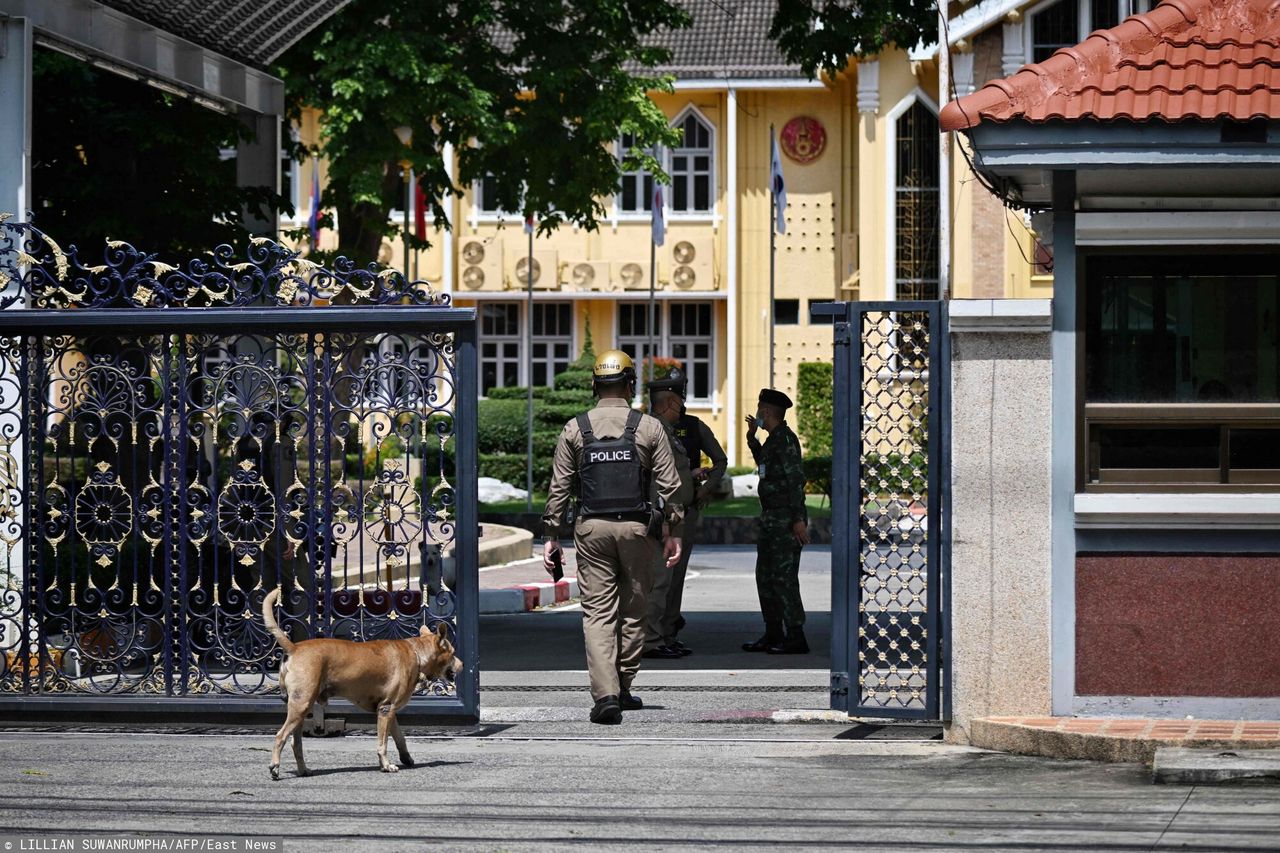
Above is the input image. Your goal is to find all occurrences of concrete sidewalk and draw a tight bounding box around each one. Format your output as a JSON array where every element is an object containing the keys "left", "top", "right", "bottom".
[
  {"left": 3, "top": 726, "right": 1278, "bottom": 851},
  {"left": 971, "top": 716, "right": 1280, "bottom": 763}
]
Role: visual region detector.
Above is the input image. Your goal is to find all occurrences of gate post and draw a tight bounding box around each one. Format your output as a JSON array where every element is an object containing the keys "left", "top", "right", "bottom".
[
  {"left": 824, "top": 303, "right": 853, "bottom": 712},
  {"left": 944, "top": 299, "right": 1053, "bottom": 743}
]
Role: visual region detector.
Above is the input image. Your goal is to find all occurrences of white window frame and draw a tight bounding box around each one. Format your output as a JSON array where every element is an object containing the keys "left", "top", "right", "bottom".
[
  {"left": 1024, "top": 0, "right": 1153, "bottom": 64},
  {"left": 884, "top": 88, "right": 940, "bottom": 302},
  {"left": 614, "top": 133, "right": 658, "bottom": 221},
  {"left": 530, "top": 301, "right": 576, "bottom": 390},
  {"left": 476, "top": 300, "right": 577, "bottom": 395},
  {"left": 478, "top": 301, "right": 522, "bottom": 396},
  {"left": 667, "top": 105, "right": 717, "bottom": 222},
  {"left": 615, "top": 300, "right": 717, "bottom": 405}
]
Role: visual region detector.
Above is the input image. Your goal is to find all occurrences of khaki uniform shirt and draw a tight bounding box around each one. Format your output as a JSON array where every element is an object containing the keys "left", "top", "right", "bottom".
[{"left": 542, "top": 398, "right": 686, "bottom": 540}]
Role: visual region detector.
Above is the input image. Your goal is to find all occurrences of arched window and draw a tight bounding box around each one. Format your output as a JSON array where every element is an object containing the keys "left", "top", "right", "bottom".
[
  {"left": 669, "top": 109, "right": 713, "bottom": 214},
  {"left": 893, "top": 99, "right": 939, "bottom": 301}
]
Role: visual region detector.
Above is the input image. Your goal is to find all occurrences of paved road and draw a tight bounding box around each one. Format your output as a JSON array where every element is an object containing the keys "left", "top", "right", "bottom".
[
  {"left": 482, "top": 545, "right": 833, "bottom": 674},
  {"left": 2, "top": 726, "right": 1278, "bottom": 852}
]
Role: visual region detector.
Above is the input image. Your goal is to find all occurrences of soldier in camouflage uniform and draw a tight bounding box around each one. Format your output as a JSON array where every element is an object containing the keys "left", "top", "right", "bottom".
[{"left": 741, "top": 389, "right": 811, "bottom": 655}]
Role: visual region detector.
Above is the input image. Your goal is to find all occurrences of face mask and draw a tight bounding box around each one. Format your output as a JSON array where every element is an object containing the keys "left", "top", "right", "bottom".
[{"left": 754, "top": 416, "right": 767, "bottom": 428}]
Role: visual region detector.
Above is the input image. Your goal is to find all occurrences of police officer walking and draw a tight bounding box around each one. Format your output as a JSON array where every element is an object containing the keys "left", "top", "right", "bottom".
[
  {"left": 542, "top": 350, "right": 686, "bottom": 724},
  {"left": 742, "top": 389, "right": 811, "bottom": 655},
  {"left": 643, "top": 369, "right": 727, "bottom": 659}
]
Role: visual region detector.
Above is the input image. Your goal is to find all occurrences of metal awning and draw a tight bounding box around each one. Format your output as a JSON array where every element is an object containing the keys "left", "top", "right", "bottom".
[{"left": 1, "top": 0, "right": 352, "bottom": 114}]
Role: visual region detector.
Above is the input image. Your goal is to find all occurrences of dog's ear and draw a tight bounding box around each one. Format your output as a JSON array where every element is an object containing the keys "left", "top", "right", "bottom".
[{"left": 435, "top": 623, "right": 449, "bottom": 641}]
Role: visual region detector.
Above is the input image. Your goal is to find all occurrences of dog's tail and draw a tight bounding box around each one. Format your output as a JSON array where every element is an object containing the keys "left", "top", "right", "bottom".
[{"left": 261, "top": 588, "right": 295, "bottom": 654}]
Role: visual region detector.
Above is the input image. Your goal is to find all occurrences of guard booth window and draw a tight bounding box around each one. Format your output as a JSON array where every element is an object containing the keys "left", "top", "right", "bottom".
[{"left": 1083, "top": 253, "right": 1280, "bottom": 489}]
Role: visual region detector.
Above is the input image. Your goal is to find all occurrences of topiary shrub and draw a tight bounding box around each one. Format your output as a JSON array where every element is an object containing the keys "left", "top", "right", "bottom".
[
  {"left": 796, "top": 361, "right": 834, "bottom": 457},
  {"left": 803, "top": 455, "right": 832, "bottom": 498},
  {"left": 485, "top": 386, "right": 549, "bottom": 401},
  {"left": 477, "top": 399, "right": 530, "bottom": 454}
]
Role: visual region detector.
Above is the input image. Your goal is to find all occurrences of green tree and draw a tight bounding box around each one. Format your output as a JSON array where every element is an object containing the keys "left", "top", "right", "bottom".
[
  {"left": 277, "top": 0, "right": 689, "bottom": 264},
  {"left": 769, "top": 0, "right": 939, "bottom": 79},
  {"left": 31, "top": 51, "right": 284, "bottom": 259}
]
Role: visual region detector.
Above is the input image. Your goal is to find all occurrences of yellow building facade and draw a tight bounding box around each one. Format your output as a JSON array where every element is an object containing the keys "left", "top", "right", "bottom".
[{"left": 289, "top": 0, "right": 1097, "bottom": 465}]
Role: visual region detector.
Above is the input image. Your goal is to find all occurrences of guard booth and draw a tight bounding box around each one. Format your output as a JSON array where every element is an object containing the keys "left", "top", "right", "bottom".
[
  {"left": 0, "top": 223, "right": 480, "bottom": 723},
  {"left": 814, "top": 300, "right": 950, "bottom": 721}
]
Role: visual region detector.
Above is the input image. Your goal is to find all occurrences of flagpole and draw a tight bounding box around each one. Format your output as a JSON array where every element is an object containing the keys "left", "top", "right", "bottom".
[
  {"left": 769, "top": 125, "right": 776, "bottom": 390},
  {"left": 647, "top": 237, "right": 656, "bottom": 393},
  {"left": 525, "top": 218, "right": 534, "bottom": 513}
]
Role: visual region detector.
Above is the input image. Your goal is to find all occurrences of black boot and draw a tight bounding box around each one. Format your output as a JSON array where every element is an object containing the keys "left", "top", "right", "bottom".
[
  {"left": 742, "top": 625, "right": 784, "bottom": 652},
  {"left": 590, "top": 695, "right": 622, "bottom": 724},
  {"left": 767, "top": 628, "right": 810, "bottom": 655},
  {"left": 619, "top": 690, "right": 643, "bottom": 710}
]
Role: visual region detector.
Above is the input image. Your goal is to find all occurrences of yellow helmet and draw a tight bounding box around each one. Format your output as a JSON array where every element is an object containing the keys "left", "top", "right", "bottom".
[{"left": 592, "top": 349, "right": 636, "bottom": 385}]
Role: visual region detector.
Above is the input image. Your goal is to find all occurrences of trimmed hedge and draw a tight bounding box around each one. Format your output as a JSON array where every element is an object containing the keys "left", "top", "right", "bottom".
[
  {"left": 480, "top": 452, "right": 553, "bottom": 491},
  {"left": 803, "top": 455, "right": 832, "bottom": 497},
  {"left": 478, "top": 399, "right": 530, "bottom": 454},
  {"left": 485, "top": 386, "right": 549, "bottom": 401},
  {"left": 796, "top": 361, "right": 833, "bottom": 457}
]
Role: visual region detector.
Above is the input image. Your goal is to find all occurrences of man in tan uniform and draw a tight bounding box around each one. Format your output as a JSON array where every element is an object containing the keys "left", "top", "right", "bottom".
[
  {"left": 542, "top": 350, "right": 685, "bottom": 724},
  {"left": 642, "top": 378, "right": 695, "bottom": 658},
  {"left": 643, "top": 368, "right": 727, "bottom": 659}
]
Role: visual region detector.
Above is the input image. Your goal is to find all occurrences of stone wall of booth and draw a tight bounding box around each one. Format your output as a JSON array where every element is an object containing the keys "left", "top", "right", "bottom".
[{"left": 945, "top": 300, "right": 1054, "bottom": 744}]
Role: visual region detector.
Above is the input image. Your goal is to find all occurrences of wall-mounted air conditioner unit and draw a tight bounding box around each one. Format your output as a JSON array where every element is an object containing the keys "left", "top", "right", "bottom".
[{"left": 458, "top": 239, "right": 503, "bottom": 291}]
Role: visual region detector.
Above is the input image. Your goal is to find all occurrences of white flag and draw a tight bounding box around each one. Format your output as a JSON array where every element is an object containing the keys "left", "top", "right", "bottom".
[
  {"left": 770, "top": 130, "right": 787, "bottom": 234},
  {"left": 651, "top": 184, "right": 665, "bottom": 247}
]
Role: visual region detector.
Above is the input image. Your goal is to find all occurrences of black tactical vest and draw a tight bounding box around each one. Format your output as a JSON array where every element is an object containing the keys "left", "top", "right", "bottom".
[
  {"left": 576, "top": 409, "right": 651, "bottom": 516},
  {"left": 673, "top": 412, "right": 705, "bottom": 470}
]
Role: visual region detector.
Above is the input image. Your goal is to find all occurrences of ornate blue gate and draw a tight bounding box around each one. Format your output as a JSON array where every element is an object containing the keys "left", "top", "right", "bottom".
[
  {"left": 818, "top": 301, "right": 950, "bottom": 721},
  {"left": 0, "top": 220, "right": 479, "bottom": 721}
]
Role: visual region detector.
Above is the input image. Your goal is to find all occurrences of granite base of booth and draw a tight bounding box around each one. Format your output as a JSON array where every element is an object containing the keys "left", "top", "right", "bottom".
[{"left": 479, "top": 512, "right": 832, "bottom": 546}]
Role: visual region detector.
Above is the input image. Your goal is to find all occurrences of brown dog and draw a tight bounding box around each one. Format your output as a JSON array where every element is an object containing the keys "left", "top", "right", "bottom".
[{"left": 262, "top": 588, "right": 463, "bottom": 780}]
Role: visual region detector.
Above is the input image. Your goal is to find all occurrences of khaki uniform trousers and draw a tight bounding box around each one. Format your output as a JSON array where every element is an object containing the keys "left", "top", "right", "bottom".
[
  {"left": 645, "top": 508, "right": 699, "bottom": 649},
  {"left": 574, "top": 516, "right": 656, "bottom": 700}
]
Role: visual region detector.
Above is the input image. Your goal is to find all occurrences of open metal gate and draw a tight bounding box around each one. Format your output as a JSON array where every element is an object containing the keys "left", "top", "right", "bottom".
[
  {"left": 820, "top": 301, "right": 949, "bottom": 720},
  {"left": 0, "top": 221, "right": 479, "bottom": 721}
]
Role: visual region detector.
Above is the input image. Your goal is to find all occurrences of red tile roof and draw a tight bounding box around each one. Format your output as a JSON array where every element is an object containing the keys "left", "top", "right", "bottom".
[{"left": 940, "top": 0, "right": 1280, "bottom": 131}]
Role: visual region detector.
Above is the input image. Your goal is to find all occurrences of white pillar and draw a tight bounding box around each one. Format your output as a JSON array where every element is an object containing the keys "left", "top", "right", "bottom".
[
  {"left": 235, "top": 110, "right": 280, "bottom": 236},
  {"left": 442, "top": 142, "right": 455, "bottom": 295},
  {"left": 0, "top": 18, "right": 32, "bottom": 224},
  {"left": 0, "top": 16, "right": 29, "bottom": 623},
  {"left": 938, "top": 10, "right": 951, "bottom": 301},
  {"left": 726, "top": 87, "right": 738, "bottom": 464}
]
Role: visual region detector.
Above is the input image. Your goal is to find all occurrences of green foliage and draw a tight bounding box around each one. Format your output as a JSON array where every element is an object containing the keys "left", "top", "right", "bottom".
[
  {"left": 484, "top": 386, "right": 549, "bottom": 401},
  {"left": 276, "top": 0, "right": 691, "bottom": 263},
  {"left": 31, "top": 52, "right": 287, "bottom": 259},
  {"left": 862, "top": 451, "right": 928, "bottom": 498},
  {"left": 796, "top": 361, "right": 834, "bottom": 457},
  {"left": 803, "top": 455, "right": 832, "bottom": 498},
  {"left": 480, "top": 452, "right": 553, "bottom": 492},
  {"left": 727, "top": 465, "right": 756, "bottom": 477},
  {"left": 769, "top": 0, "right": 939, "bottom": 80},
  {"left": 478, "top": 399, "right": 531, "bottom": 453},
  {"left": 552, "top": 369, "right": 595, "bottom": 392}
]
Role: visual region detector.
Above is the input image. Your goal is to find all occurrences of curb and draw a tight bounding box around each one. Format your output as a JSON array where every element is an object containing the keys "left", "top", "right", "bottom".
[
  {"left": 479, "top": 577, "right": 579, "bottom": 614},
  {"left": 969, "top": 717, "right": 1280, "bottom": 764}
]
